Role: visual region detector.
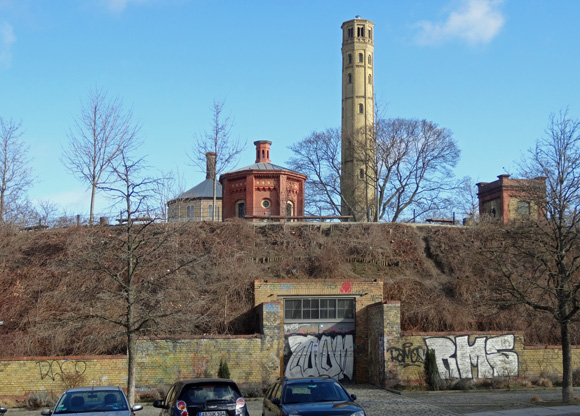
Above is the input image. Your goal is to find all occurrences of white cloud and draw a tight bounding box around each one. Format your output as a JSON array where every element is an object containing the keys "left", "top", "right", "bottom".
[
  {"left": 414, "top": 0, "right": 505, "bottom": 46},
  {"left": 0, "top": 20, "right": 16, "bottom": 69}
]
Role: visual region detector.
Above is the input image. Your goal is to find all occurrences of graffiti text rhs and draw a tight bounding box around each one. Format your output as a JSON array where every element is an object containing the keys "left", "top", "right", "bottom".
[{"left": 425, "top": 334, "right": 518, "bottom": 380}]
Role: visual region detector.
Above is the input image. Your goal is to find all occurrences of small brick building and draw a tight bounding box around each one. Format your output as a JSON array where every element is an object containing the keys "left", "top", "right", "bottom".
[
  {"left": 219, "top": 141, "right": 306, "bottom": 222},
  {"left": 477, "top": 174, "right": 546, "bottom": 224},
  {"left": 167, "top": 152, "right": 222, "bottom": 222}
]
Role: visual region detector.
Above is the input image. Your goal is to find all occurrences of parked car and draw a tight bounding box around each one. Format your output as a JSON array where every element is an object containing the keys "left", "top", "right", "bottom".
[
  {"left": 153, "top": 378, "right": 249, "bottom": 416},
  {"left": 262, "top": 377, "right": 365, "bottom": 416},
  {"left": 40, "top": 386, "right": 143, "bottom": 416},
  {"left": 0, "top": 405, "right": 6, "bottom": 415}
]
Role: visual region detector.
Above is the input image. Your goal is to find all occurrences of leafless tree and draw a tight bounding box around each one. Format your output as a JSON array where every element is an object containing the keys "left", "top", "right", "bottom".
[
  {"left": 373, "top": 118, "right": 460, "bottom": 222},
  {"left": 287, "top": 128, "right": 342, "bottom": 216},
  {"left": 152, "top": 169, "right": 185, "bottom": 221},
  {"left": 287, "top": 117, "right": 460, "bottom": 222},
  {"left": 0, "top": 117, "right": 33, "bottom": 224},
  {"left": 64, "top": 151, "right": 206, "bottom": 404},
  {"left": 480, "top": 109, "right": 580, "bottom": 403},
  {"left": 62, "top": 88, "right": 140, "bottom": 225},
  {"left": 188, "top": 100, "right": 245, "bottom": 220}
]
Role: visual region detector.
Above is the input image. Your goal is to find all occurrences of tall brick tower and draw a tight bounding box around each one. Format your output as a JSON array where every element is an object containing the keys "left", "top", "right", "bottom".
[{"left": 341, "top": 16, "right": 376, "bottom": 222}]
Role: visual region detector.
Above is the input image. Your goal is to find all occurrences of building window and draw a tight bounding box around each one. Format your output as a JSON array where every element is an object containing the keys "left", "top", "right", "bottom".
[
  {"left": 348, "top": 73, "right": 352, "bottom": 83},
  {"left": 261, "top": 199, "right": 271, "bottom": 209},
  {"left": 186, "top": 205, "right": 194, "bottom": 218},
  {"left": 359, "top": 169, "right": 364, "bottom": 179},
  {"left": 235, "top": 200, "right": 245, "bottom": 218},
  {"left": 286, "top": 201, "right": 294, "bottom": 221},
  {"left": 347, "top": 27, "right": 353, "bottom": 38},
  {"left": 369, "top": 29, "right": 372, "bottom": 40},
  {"left": 517, "top": 201, "right": 531, "bottom": 216},
  {"left": 368, "top": 54, "right": 372, "bottom": 65},
  {"left": 348, "top": 54, "right": 352, "bottom": 64},
  {"left": 284, "top": 297, "right": 355, "bottom": 322},
  {"left": 368, "top": 74, "right": 372, "bottom": 84},
  {"left": 357, "top": 26, "right": 364, "bottom": 37},
  {"left": 358, "top": 53, "right": 363, "bottom": 63},
  {"left": 359, "top": 103, "right": 364, "bottom": 113}
]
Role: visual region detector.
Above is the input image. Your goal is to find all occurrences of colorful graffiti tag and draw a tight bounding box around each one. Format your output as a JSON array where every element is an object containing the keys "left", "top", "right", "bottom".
[
  {"left": 284, "top": 334, "right": 354, "bottom": 380},
  {"left": 424, "top": 334, "right": 518, "bottom": 379}
]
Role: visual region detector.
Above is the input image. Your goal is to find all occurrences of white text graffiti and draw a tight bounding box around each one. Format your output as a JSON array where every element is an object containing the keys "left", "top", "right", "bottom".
[
  {"left": 425, "top": 335, "right": 518, "bottom": 380},
  {"left": 285, "top": 334, "right": 354, "bottom": 380}
]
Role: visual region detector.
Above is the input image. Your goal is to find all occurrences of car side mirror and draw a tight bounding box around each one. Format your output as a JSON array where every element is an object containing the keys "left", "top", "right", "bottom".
[
  {"left": 0, "top": 406, "right": 7, "bottom": 415},
  {"left": 131, "top": 405, "right": 143, "bottom": 412},
  {"left": 40, "top": 410, "right": 52, "bottom": 416},
  {"left": 153, "top": 401, "right": 167, "bottom": 409},
  {"left": 271, "top": 398, "right": 281, "bottom": 406},
  {"left": 350, "top": 394, "right": 357, "bottom": 401}
]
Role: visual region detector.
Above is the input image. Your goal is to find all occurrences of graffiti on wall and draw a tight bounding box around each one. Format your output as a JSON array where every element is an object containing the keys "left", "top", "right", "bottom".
[
  {"left": 424, "top": 335, "right": 518, "bottom": 380},
  {"left": 285, "top": 334, "right": 354, "bottom": 380},
  {"left": 387, "top": 342, "right": 426, "bottom": 367},
  {"left": 36, "top": 360, "right": 87, "bottom": 381}
]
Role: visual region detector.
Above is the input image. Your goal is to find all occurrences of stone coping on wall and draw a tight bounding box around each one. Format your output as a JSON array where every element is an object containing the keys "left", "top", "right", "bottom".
[
  {"left": 402, "top": 330, "right": 524, "bottom": 337},
  {"left": 0, "top": 354, "right": 125, "bottom": 361},
  {"left": 142, "top": 334, "right": 262, "bottom": 340}
]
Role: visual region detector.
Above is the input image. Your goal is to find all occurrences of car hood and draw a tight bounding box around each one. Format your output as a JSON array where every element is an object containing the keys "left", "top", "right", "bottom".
[{"left": 283, "top": 401, "right": 362, "bottom": 416}]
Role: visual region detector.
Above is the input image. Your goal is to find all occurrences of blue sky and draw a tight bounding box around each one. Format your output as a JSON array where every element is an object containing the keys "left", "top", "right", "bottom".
[{"left": 1, "top": 0, "right": 579, "bottom": 218}]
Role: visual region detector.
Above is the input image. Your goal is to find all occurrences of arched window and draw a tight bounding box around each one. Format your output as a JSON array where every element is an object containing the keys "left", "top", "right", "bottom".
[
  {"left": 286, "top": 201, "right": 295, "bottom": 222},
  {"left": 359, "top": 103, "right": 364, "bottom": 113},
  {"left": 368, "top": 54, "right": 372, "bottom": 65},
  {"left": 358, "top": 53, "right": 363, "bottom": 63},
  {"left": 348, "top": 54, "right": 352, "bottom": 64},
  {"left": 368, "top": 74, "right": 372, "bottom": 84},
  {"left": 235, "top": 200, "right": 245, "bottom": 219},
  {"left": 348, "top": 73, "right": 352, "bottom": 84}
]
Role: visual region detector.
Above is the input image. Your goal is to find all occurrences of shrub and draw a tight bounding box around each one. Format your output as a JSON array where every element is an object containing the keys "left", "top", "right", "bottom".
[
  {"left": 239, "top": 383, "right": 265, "bottom": 398},
  {"left": 26, "top": 392, "right": 56, "bottom": 410},
  {"left": 218, "top": 359, "right": 230, "bottom": 379},
  {"left": 573, "top": 368, "right": 580, "bottom": 386},
  {"left": 424, "top": 349, "right": 442, "bottom": 391}
]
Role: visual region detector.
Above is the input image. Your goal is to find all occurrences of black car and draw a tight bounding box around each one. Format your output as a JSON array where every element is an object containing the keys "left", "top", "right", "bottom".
[
  {"left": 0, "top": 406, "right": 6, "bottom": 415},
  {"left": 262, "top": 377, "right": 365, "bottom": 416},
  {"left": 153, "top": 378, "right": 249, "bottom": 416}
]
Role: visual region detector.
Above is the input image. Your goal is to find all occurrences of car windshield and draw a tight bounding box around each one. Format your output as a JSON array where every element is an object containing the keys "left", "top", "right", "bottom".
[
  {"left": 180, "top": 384, "right": 240, "bottom": 406},
  {"left": 54, "top": 391, "right": 129, "bottom": 414},
  {"left": 283, "top": 381, "right": 350, "bottom": 404}
]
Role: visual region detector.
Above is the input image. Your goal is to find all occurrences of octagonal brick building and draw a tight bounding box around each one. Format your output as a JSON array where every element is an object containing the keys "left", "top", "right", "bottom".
[{"left": 219, "top": 141, "right": 306, "bottom": 221}]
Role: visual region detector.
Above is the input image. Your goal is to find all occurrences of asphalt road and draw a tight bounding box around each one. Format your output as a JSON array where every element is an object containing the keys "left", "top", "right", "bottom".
[{"left": 5, "top": 386, "right": 579, "bottom": 416}]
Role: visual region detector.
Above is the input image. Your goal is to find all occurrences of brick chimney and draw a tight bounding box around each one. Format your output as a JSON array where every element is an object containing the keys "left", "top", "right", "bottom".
[
  {"left": 254, "top": 140, "right": 271, "bottom": 164},
  {"left": 206, "top": 152, "right": 217, "bottom": 179}
]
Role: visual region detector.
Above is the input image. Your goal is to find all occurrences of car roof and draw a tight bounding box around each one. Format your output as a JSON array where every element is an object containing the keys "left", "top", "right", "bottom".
[
  {"left": 64, "top": 386, "right": 124, "bottom": 393},
  {"left": 176, "top": 378, "right": 237, "bottom": 386},
  {"left": 283, "top": 377, "right": 335, "bottom": 384}
]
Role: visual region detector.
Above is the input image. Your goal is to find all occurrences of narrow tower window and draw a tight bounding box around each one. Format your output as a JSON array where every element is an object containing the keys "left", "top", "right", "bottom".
[
  {"left": 359, "top": 103, "right": 364, "bottom": 113},
  {"left": 357, "top": 26, "right": 364, "bottom": 37},
  {"left": 358, "top": 53, "right": 363, "bottom": 63},
  {"left": 359, "top": 169, "right": 364, "bottom": 179},
  {"left": 368, "top": 54, "right": 372, "bottom": 65},
  {"left": 347, "top": 27, "right": 353, "bottom": 38},
  {"left": 348, "top": 54, "right": 352, "bottom": 64},
  {"left": 369, "top": 29, "right": 372, "bottom": 40},
  {"left": 368, "top": 74, "right": 372, "bottom": 84},
  {"left": 348, "top": 73, "right": 352, "bottom": 84}
]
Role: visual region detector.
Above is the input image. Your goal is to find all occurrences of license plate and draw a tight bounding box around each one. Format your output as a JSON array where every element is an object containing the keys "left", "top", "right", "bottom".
[{"left": 199, "top": 412, "right": 227, "bottom": 416}]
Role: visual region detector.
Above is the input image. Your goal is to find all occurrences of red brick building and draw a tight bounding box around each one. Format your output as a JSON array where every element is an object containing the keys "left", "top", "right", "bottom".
[
  {"left": 219, "top": 141, "right": 306, "bottom": 221},
  {"left": 477, "top": 174, "right": 546, "bottom": 224}
]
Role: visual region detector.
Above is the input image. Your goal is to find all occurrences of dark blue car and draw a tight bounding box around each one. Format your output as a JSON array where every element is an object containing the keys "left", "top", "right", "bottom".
[{"left": 262, "top": 377, "right": 365, "bottom": 416}]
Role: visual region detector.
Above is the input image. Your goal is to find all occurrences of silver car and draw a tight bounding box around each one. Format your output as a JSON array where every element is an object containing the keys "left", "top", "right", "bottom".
[{"left": 41, "top": 387, "right": 142, "bottom": 416}]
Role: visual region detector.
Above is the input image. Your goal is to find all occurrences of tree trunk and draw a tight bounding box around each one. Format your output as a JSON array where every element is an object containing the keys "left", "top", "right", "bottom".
[
  {"left": 127, "top": 328, "right": 136, "bottom": 405},
  {"left": 89, "top": 184, "right": 96, "bottom": 226},
  {"left": 561, "top": 319, "right": 574, "bottom": 403}
]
